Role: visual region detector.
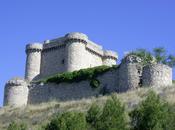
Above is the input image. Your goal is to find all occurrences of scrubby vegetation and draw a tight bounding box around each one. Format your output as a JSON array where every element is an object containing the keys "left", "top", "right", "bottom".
[
  {"left": 7, "top": 122, "right": 27, "bottom": 130},
  {"left": 173, "top": 80, "right": 175, "bottom": 84},
  {"left": 129, "top": 91, "right": 174, "bottom": 130},
  {"left": 128, "top": 47, "right": 175, "bottom": 67},
  {"left": 3, "top": 87, "right": 175, "bottom": 130},
  {"left": 37, "top": 65, "right": 116, "bottom": 88},
  {"left": 45, "top": 112, "right": 87, "bottom": 130}
]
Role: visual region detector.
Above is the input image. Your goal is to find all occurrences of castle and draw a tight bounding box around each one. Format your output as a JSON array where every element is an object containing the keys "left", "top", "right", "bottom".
[{"left": 3, "top": 32, "right": 173, "bottom": 107}]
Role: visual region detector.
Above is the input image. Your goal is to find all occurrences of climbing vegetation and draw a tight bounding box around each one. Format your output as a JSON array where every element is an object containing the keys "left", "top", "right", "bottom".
[{"left": 38, "top": 65, "right": 117, "bottom": 88}]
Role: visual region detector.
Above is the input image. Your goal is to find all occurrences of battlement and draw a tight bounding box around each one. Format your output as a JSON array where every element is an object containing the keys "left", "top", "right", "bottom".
[
  {"left": 5, "top": 77, "right": 27, "bottom": 86},
  {"left": 26, "top": 43, "right": 43, "bottom": 53},
  {"left": 3, "top": 32, "right": 173, "bottom": 107},
  {"left": 41, "top": 32, "right": 117, "bottom": 60}
]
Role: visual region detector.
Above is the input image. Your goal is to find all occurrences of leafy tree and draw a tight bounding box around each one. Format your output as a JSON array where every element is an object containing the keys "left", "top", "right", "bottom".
[
  {"left": 129, "top": 91, "right": 169, "bottom": 130},
  {"left": 165, "top": 54, "right": 175, "bottom": 67},
  {"left": 45, "top": 111, "right": 87, "bottom": 130},
  {"left": 153, "top": 47, "right": 167, "bottom": 63},
  {"left": 96, "top": 95, "right": 128, "bottom": 130}
]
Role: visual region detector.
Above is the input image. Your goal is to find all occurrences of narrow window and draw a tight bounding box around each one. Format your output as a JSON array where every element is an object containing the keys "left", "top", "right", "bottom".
[{"left": 62, "top": 59, "right": 65, "bottom": 64}]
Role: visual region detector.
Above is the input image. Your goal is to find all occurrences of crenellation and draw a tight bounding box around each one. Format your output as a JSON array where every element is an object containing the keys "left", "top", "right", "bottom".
[
  {"left": 3, "top": 32, "right": 173, "bottom": 107},
  {"left": 42, "top": 44, "right": 66, "bottom": 53}
]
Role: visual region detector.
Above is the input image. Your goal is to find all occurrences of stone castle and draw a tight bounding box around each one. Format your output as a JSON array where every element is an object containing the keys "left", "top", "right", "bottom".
[{"left": 3, "top": 32, "right": 173, "bottom": 107}]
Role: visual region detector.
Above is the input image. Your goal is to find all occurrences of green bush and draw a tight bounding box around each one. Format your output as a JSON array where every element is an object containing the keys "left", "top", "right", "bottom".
[
  {"left": 45, "top": 111, "right": 87, "bottom": 130},
  {"left": 86, "top": 103, "right": 101, "bottom": 128},
  {"left": 87, "top": 95, "right": 128, "bottom": 130},
  {"left": 129, "top": 91, "right": 170, "bottom": 130},
  {"left": 97, "top": 95, "right": 128, "bottom": 130},
  {"left": 163, "top": 104, "right": 175, "bottom": 130},
  {"left": 7, "top": 121, "right": 27, "bottom": 130},
  {"left": 90, "top": 79, "right": 100, "bottom": 88}
]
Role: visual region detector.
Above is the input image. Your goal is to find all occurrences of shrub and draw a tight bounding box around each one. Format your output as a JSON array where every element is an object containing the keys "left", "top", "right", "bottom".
[
  {"left": 86, "top": 96, "right": 128, "bottom": 130},
  {"left": 90, "top": 79, "right": 100, "bottom": 88},
  {"left": 163, "top": 104, "right": 175, "bottom": 130},
  {"left": 129, "top": 91, "right": 170, "bottom": 130},
  {"left": 45, "top": 111, "right": 87, "bottom": 130},
  {"left": 7, "top": 121, "right": 27, "bottom": 130},
  {"left": 86, "top": 103, "right": 101, "bottom": 128}
]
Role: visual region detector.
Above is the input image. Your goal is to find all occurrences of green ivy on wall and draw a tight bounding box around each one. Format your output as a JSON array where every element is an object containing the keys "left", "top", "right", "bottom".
[{"left": 37, "top": 65, "right": 117, "bottom": 88}]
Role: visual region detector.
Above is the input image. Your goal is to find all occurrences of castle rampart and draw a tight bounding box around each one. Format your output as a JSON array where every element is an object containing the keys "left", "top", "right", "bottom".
[{"left": 3, "top": 32, "right": 173, "bottom": 107}]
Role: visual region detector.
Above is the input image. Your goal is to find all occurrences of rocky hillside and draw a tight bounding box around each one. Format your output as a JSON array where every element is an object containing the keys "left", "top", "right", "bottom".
[{"left": 0, "top": 84, "right": 175, "bottom": 130}]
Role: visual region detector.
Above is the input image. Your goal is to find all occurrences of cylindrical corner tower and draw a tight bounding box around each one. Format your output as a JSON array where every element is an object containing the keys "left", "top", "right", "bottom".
[
  {"left": 103, "top": 50, "right": 118, "bottom": 66},
  {"left": 3, "top": 77, "right": 29, "bottom": 107},
  {"left": 65, "top": 32, "right": 88, "bottom": 72},
  {"left": 118, "top": 55, "right": 142, "bottom": 92},
  {"left": 142, "top": 64, "right": 172, "bottom": 87},
  {"left": 25, "top": 43, "right": 43, "bottom": 81}
]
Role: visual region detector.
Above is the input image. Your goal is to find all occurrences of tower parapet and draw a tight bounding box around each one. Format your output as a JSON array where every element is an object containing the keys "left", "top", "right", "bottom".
[
  {"left": 3, "top": 77, "right": 29, "bottom": 107},
  {"left": 103, "top": 50, "right": 118, "bottom": 66},
  {"left": 25, "top": 43, "right": 43, "bottom": 81}
]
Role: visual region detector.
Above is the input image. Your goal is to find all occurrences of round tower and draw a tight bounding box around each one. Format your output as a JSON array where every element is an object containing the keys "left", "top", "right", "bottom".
[
  {"left": 142, "top": 64, "right": 172, "bottom": 87},
  {"left": 25, "top": 43, "right": 43, "bottom": 81},
  {"left": 3, "top": 77, "right": 29, "bottom": 107},
  {"left": 64, "top": 32, "right": 88, "bottom": 72},
  {"left": 118, "top": 55, "right": 142, "bottom": 92},
  {"left": 103, "top": 50, "right": 118, "bottom": 66}
]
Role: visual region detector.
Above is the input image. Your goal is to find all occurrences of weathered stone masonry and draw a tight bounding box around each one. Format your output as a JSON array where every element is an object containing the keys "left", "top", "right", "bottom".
[{"left": 3, "top": 32, "right": 173, "bottom": 107}]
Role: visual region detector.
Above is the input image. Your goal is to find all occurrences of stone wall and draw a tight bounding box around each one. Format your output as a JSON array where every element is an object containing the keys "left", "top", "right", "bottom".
[
  {"left": 40, "top": 43, "right": 66, "bottom": 77},
  {"left": 142, "top": 64, "right": 172, "bottom": 87},
  {"left": 28, "top": 69, "right": 118, "bottom": 104},
  {"left": 39, "top": 32, "right": 118, "bottom": 78},
  {"left": 3, "top": 78, "right": 29, "bottom": 107},
  {"left": 117, "top": 55, "right": 142, "bottom": 92}
]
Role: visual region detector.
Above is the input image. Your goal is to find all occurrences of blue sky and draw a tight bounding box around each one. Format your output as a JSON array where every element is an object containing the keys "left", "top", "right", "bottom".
[{"left": 0, "top": 0, "right": 175, "bottom": 106}]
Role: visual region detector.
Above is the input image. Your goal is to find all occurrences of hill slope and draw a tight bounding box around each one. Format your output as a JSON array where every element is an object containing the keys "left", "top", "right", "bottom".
[{"left": 0, "top": 85, "right": 175, "bottom": 130}]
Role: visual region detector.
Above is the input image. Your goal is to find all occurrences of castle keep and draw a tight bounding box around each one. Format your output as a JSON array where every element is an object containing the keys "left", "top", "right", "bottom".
[
  {"left": 25, "top": 32, "right": 117, "bottom": 81},
  {"left": 3, "top": 32, "right": 173, "bottom": 107}
]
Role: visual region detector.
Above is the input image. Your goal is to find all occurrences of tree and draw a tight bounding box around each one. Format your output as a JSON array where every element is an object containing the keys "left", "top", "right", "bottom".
[
  {"left": 86, "top": 103, "right": 101, "bottom": 128},
  {"left": 165, "top": 54, "right": 175, "bottom": 67},
  {"left": 127, "top": 49, "right": 155, "bottom": 65},
  {"left": 129, "top": 91, "right": 169, "bottom": 130},
  {"left": 96, "top": 95, "right": 128, "bottom": 130},
  {"left": 153, "top": 47, "right": 167, "bottom": 63},
  {"left": 45, "top": 111, "right": 87, "bottom": 130}
]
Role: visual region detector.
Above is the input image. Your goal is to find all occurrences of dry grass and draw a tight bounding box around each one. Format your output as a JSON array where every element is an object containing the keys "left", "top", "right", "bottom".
[{"left": 0, "top": 85, "right": 175, "bottom": 130}]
